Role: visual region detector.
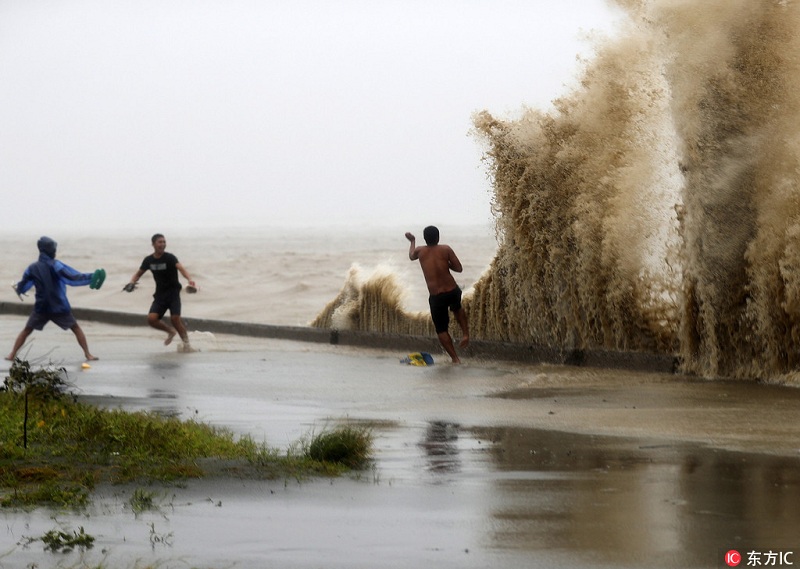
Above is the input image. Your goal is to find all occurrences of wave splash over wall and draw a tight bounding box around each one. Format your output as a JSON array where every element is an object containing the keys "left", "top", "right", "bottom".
[{"left": 315, "top": 0, "right": 800, "bottom": 381}]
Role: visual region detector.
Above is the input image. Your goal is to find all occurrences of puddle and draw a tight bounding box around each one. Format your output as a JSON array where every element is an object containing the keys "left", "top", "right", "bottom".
[
  {"left": 4, "top": 422, "right": 799, "bottom": 569},
  {"left": 2, "top": 323, "right": 799, "bottom": 568}
]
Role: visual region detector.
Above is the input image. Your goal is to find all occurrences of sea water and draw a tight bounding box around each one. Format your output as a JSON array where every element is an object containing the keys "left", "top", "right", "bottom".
[{"left": 0, "top": 224, "right": 499, "bottom": 328}]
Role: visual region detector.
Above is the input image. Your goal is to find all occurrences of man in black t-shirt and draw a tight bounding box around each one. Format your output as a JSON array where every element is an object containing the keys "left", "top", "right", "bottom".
[{"left": 126, "top": 233, "right": 196, "bottom": 348}]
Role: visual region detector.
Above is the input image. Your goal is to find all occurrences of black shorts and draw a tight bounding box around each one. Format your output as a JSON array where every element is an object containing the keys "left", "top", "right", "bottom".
[
  {"left": 149, "top": 290, "right": 182, "bottom": 319},
  {"left": 26, "top": 311, "right": 77, "bottom": 331},
  {"left": 428, "top": 287, "right": 462, "bottom": 334}
]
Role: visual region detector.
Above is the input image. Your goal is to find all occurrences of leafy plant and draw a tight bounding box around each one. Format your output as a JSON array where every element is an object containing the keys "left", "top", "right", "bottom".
[
  {"left": 40, "top": 526, "right": 95, "bottom": 553},
  {"left": 3, "top": 359, "right": 70, "bottom": 449},
  {"left": 129, "top": 487, "right": 159, "bottom": 514}
]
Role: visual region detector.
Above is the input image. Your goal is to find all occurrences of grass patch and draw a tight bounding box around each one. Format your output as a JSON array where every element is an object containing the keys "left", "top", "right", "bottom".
[
  {"left": 129, "top": 487, "right": 159, "bottom": 514},
  {"left": 0, "top": 360, "right": 374, "bottom": 509},
  {"left": 304, "top": 426, "right": 373, "bottom": 469}
]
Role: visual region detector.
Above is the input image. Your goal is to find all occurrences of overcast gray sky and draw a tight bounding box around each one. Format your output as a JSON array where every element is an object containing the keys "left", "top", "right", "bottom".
[{"left": 0, "top": 0, "right": 620, "bottom": 234}]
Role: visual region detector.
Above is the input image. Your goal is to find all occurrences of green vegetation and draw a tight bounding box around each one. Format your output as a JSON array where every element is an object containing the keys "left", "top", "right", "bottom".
[
  {"left": 303, "top": 425, "right": 373, "bottom": 468},
  {"left": 40, "top": 526, "right": 95, "bottom": 553},
  {"left": 0, "top": 359, "right": 374, "bottom": 509},
  {"left": 3, "top": 357, "right": 69, "bottom": 449},
  {"left": 129, "top": 487, "right": 159, "bottom": 514}
]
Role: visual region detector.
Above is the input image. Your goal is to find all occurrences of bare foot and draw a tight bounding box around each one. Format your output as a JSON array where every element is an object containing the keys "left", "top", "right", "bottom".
[
  {"left": 85, "top": 354, "right": 99, "bottom": 361},
  {"left": 459, "top": 336, "right": 470, "bottom": 348},
  {"left": 451, "top": 356, "right": 461, "bottom": 364},
  {"left": 164, "top": 330, "right": 177, "bottom": 346},
  {"left": 4, "top": 355, "right": 15, "bottom": 361}
]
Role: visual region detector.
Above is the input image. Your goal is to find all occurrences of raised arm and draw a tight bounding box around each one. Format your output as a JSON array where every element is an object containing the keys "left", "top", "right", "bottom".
[
  {"left": 405, "top": 232, "right": 419, "bottom": 260},
  {"left": 57, "top": 262, "right": 93, "bottom": 286}
]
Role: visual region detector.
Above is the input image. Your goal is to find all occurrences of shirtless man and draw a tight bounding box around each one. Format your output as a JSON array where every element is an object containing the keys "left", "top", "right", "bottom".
[
  {"left": 406, "top": 226, "right": 470, "bottom": 363},
  {"left": 125, "top": 233, "right": 195, "bottom": 348}
]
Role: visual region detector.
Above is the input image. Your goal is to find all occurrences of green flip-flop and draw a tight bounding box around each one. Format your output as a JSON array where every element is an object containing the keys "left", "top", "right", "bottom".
[{"left": 90, "top": 268, "right": 106, "bottom": 290}]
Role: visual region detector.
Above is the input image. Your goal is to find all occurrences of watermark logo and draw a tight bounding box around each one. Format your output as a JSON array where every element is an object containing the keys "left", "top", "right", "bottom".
[
  {"left": 724, "top": 549, "right": 794, "bottom": 566},
  {"left": 726, "top": 550, "right": 742, "bottom": 567}
]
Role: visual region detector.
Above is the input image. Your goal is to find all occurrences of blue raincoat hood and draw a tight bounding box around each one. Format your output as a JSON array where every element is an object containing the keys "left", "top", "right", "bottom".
[{"left": 37, "top": 236, "right": 57, "bottom": 259}]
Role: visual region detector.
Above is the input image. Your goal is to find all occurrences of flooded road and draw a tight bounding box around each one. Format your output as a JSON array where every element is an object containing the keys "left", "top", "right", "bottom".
[{"left": 2, "top": 318, "right": 800, "bottom": 568}]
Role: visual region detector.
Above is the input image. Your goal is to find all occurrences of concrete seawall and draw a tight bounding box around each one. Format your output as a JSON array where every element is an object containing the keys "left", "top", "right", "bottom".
[{"left": 0, "top": 302, "right": 679, "bottom": 374}]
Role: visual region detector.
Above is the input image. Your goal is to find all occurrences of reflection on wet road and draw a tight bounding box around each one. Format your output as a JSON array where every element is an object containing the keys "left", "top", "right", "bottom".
[
  {"left": 2, "top": 325, "right": 800, "bottom": 568},
  {"left": 468, "top": 425, "right": 800, "bottom": 568}
]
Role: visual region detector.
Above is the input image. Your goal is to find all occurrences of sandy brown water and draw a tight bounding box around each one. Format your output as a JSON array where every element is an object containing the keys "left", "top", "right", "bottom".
[
  {"left": 0, "top": 225, "right": 499, "bottom": 328},
  {"left": 2, "top": 317, "right": 800, "bottom": 568}
]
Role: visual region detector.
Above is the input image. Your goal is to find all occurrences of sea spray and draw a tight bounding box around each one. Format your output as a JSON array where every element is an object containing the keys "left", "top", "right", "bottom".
[
  {"left": 647, "top": 0, "right": 800, "bottom": 378},
  {"left": 469, "top": 23, "right": 682, "bottom": 354},
  {"left": 312, "top": 264, "right": 434, "bottom": 336},
  {"left": 314, "top": 0, "right": 800, "bottom": 380}
]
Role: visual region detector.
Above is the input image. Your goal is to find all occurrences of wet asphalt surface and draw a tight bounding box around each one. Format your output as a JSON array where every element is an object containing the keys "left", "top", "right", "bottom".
[{"left": 2, "top": 318, "right": 800, "bottom": 569}]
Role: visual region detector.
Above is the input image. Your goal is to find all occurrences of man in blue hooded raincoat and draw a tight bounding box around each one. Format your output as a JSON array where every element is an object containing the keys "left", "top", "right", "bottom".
[{"left": 5, "top": 236, "right": 100, "bottom": 361}]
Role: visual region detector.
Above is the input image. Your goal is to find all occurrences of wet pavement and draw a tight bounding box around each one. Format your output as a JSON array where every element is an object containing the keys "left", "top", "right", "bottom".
[{"left": 2, "top": 317, "right": 800, "bottom": 568}]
